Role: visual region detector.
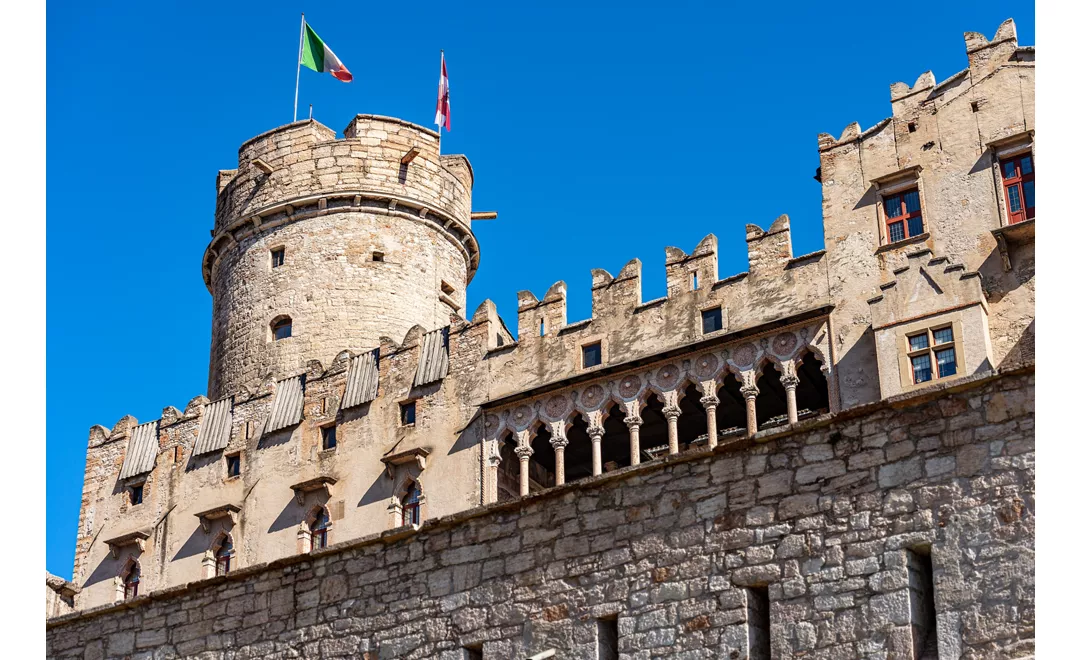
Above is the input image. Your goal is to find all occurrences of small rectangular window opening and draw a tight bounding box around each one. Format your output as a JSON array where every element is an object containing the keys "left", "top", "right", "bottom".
[
  {"left": 907, "top": 547, "right": 938, "bottom": 659},
  {"left": 970, "top": 101, "right": 979, "bottom": 112},
  {"left": 908, "top": 121, "right": 918, "bottom": 133},
  {"left": 539, "top": 318, "right": 545, "bottom": 337},
  {"left": 129, "top": 484, "right": 144, "bottom": 506},
  {"left": 692, "top": 271, "right": 699, "bottom": 290},
  {"left": 401, "top": 401, "right": 416, "bottom": 426},
  {"left": 321, "top": 425, "right": 337, "bottom": 451},
  {"left": 597, "top": 616, "right": 619, "bottom": 660},
  {"left": 746, "top": 586, "right": 771, "bottom": 660},
  {"left": 582, "top": 342, "right": 602, "bottom": 368},
  {"left": 271, "top": 248, "right": 285, "bottom": 268},
  {"left": 463, "top": 645, "right": 483, "bottom": 660},
  {"left": 701, "top": 306, "right": 723, "bottom": 334},
  {"left": 226, "top": 454, "right": 241, "bottom": 478},
  {"left": 372, "top": 251, "right": 384, "bottom": 262}
]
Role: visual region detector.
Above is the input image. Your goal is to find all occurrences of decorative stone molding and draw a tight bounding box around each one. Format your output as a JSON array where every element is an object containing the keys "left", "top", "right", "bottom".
[
  {"left": 104, "top": 531, "right": 150, "bottom": 559},
  {"left": 289, "top": 476, "right": 338, "bottom": 506},
  {"left": 380, "top": 447, "right": 430, "bottom": 480},
  {"left": 194, "top": 504, "right": 241, "bottom": 534}
]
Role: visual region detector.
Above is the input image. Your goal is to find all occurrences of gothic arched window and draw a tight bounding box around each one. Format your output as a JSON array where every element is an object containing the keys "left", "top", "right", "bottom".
[
  {"left": 402, "top": 483, "right": 421, "bottom": 527},
  {"left": 123, "top": 562, "right": 141, "bottom": 600},
  {"left": 215, "top": 536, "right": 234, "bottom": 575},
  {"left": 271, "top": 316, "right": 292, "bottom": 341},
  {"left": 310, "top": 507, "right": 330, "bottom": 550}
]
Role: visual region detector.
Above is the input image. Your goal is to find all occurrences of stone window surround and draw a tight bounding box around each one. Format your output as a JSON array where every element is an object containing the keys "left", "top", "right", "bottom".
[
  {"left": 580, "top": 339, "right": 604, "bottom": 370},
  {"left": 871, "top": 165, "right": 926, "bottom": 249},
  {"left": 201, "top": 529, "right": 236, "bottom": 579},
  {"left": 987, "top": 130, "right": 1035, "bottom": 229},
  {"left": 893, "top": 310, "right": 967, "bottom": 391},
  {"left": 698, "top": 304, "right": 726, "bottom": 336},
  {"left": 482, "top": 319, "right": 836, "bottom": 502},
  {"left": 297, "top": 502, "right": 333, "bottom": 554}
]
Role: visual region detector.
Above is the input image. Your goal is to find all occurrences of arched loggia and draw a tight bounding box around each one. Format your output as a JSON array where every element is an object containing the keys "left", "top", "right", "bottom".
[
  {"left": 716, "top": 373, "right": 747, "bottom": 437},
  {"left": 756, "top": 362, "right": 789, "bottom": 430},
  {"left": 795, "top": 351, "right": 831, "bottom": 418}
]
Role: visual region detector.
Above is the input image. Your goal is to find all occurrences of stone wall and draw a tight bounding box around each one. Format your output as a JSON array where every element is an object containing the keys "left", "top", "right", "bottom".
[{"left": 48, "top": 367, "right": 1035, "bottom": 660}]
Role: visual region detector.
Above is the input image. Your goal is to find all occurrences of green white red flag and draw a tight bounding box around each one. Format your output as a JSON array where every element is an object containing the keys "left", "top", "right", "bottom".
[{"left": 300, "top": 22, "right": 352, "bottom": 82}]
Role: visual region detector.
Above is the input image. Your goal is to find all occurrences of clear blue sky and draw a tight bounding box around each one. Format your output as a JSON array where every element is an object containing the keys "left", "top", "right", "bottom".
[{"left": 46, "top": 0, "right": 1034, "bottom": 578}]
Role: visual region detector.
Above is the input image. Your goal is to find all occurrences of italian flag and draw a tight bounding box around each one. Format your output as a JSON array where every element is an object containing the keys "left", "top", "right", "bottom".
[{"left": 300, "top": 23, "right": 352, "bottom": 82}]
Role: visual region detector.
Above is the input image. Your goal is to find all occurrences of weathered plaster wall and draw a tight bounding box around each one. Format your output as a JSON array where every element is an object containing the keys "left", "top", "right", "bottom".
[{"left": 48, "top": 368, "right": 1035, "bottom": 660}]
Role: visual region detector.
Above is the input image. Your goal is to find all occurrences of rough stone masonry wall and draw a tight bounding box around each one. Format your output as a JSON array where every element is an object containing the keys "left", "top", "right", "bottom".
[{"left": 48, "top": 367, "right": 1034, "bottom": 660}]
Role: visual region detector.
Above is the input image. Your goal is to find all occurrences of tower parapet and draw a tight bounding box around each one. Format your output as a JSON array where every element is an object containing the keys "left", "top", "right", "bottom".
[{"left": 205, "top": 115, "right": 478, "bottom": 399}]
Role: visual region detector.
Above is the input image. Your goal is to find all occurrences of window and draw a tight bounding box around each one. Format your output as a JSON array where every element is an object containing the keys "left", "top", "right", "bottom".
[
  {"left": 321, "top": 425, "right": 337, "bottom": 450},
  {"left": 1000, "top": 152, "right": 1034, "bottom": 224},
  {"left": 372, "top": 251, "right": 384, "bottom": 262},
  {"left": 908, "top": 121, "right": 918, "bottom": 133},
  {"left": 271, "top": 248, "right": 286, "bottom": 268},
  {"left": 582, "top": 342, "right": 602, "bottom": 368},
  {"left": 400, "top": 401, "right": 416, "bottom": 426},
  {"left": 310, "top": 508, "right": 330, "bottom": 551},
  {"left": 441, "top": 280, "right": 455, "bottom": 295},
  {"left": 597, "top": 616, "right": 619, "bottom": 660},
  {"left": 215, "top": 536, "right": 234, "bottom": 576},
  {"left": 883, "top": 188, "right": 923, "bottom": 243},
  {"left": 907, "top": 324, "right": 958, "bottom": 384},
  {"left": 226, "top": 454, "right": 240, "bottom": 478},
  {"left": 271, "top": 316, "right": 292, "bottom": 340},
  {"left": 746, "top": 586, "right": 771, "bottom": 659},
  {"left": 701, "top": 307, "right": 723, "bottom": 334},
  {"left": 907, "top": 547, "right": 938, "bottom": 659},
  {"left": 123, "top": 563, "right": 141, "bottom": 600},
  {"left": 692, "top": 271, "right": 699, "bottom": 290},
  {"left": 402, "top": 482, "right": 422, "bottom": 526},
  {"left": 464, "top": 646, "right": 483, "bottom": 660},
  {"left": 129, "top": 484, "right": 144, "bottom": 506}
]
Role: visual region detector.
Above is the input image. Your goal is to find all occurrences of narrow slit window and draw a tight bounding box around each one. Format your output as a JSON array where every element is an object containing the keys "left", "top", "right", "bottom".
[
  {"left": 746, "top": 586, "right": 771, "bottom": 660},
  {"left": 597, "top": 616, "right": 619, "bottom": 660},
  {"left": 321, "top": 425, "right": 337, "bottom": 450},
  {"left": 701, "top": 307, "right": 723, "bottom": 334},
  {"left": 129, "top": 484, "right": 144, "bottom": 506},
  {"left": 539, "top": 318, "right": 545, "bottom": 337},
  {"left": 692, "top": 271, "right": 699, "bottom": 290},
  {"left": 582, "top": 342, "right": 602, "bottom": 368},
  {"left": 907, "top": 548, "right": 938, "bottom": 659},
  {"left": 271, "top": 248, "right": 285, "bottom": 268},
  {"left": 401, "top": 401, "right": 416, "bottom": 426},
  {"left": 226, "top": 454, "right": 240, "bottom": 478}
]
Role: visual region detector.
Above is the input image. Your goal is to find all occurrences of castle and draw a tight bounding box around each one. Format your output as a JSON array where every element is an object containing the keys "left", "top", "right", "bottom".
[{"left": 47, "top": 19, "right": 1034, "bottom": 659}]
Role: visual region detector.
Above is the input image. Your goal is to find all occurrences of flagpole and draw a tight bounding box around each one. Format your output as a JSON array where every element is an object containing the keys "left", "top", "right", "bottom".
[
  {"left": 437, "top": 50, "right": 443, "bottom": 152},
  {"left": 293, "top": 13, "right": 306, "bottom": 123}
]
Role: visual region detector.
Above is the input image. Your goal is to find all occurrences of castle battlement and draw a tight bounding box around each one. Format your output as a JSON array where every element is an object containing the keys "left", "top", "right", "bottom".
[{"left": 61, "top": 19, "right": 1035, "bottom": 642}]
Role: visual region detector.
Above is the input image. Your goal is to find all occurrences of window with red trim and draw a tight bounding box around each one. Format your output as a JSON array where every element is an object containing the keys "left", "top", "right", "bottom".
[
  {"left": 402, "top": 483, "right": 422, "bottom": 527},
  {"left": 310, "top": 508, "right": 330, "bottom": 551},
  {"left": 883, "top": 188, "right": 924, "bottom": 244},
  {"left": 215, "top": 536, "right": 234, "bottom": 575},
  {"left": 1000, "top": 152, "right": 1034, "bottom": 224},
  {"left": 123, "top": 563, "right": 141, "bottom": 600}
]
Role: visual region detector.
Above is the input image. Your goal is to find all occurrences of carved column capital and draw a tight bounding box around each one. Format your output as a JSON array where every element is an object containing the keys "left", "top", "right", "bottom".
[
  {"left": 700, "top": 395, "right": 720, "bottom": 409},
  {"left": 662, "top": 405, "right": 682, "bottom": 420},
  {"left": 587, "top": 426, "right": 605, "bottom": 441},
  {"left": 781, "top": 374, "right": 799, "bottom": 390},
  {"left": 740, "top": 384, "right": 760, "bottom": 399},
  {"left": 623, "top": 414, "right": 643, "bottom": 428},
  {"left": 549, "top": 435, "right": 569, "bottom": 451},
  {"left": 514, "top": 444, "right": 534, "bottom": 460}
]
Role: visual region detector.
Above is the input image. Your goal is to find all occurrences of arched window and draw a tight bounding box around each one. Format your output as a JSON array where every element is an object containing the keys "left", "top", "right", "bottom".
[
  {"left": 123, "top": 563, "right": 141, "bottom": 600},
  {"left": 215, "top": 536, "right": 234, "bottom": 575},
  {"left": 310, "top": 507, "right": 330, "bottom": 550},
  {"left": 402, "top": 483, "right": 422, "bottom": 526},
  {"left": 271, "top": 316, "right": 292, "bottom": 341}
]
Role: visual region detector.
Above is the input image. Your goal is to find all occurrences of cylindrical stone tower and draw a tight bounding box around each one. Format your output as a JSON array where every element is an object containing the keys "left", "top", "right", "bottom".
[{"left": 204, "top": 115, "right": 478, "bottom": 399}]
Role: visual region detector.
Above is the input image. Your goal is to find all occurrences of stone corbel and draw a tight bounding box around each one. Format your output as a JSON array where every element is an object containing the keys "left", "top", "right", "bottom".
[
  {"left": 289, "top": 476, "right": 338, "bottom": 506},
  {"left": 104, "top": 530, "right": 150, "bottom": 559},
  {"left": 194, "top": 503, "right": 242, "bottom": 534},
  {"left": 380, "top": 447, "right": 429, "bottom": 481}
]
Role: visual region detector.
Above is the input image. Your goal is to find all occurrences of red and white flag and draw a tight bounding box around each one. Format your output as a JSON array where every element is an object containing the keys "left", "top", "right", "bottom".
[{"left": 435, "top": 52, "right": 451, "bottom": 131}]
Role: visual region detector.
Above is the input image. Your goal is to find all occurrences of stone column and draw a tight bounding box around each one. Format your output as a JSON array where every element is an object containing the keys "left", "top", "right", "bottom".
[
  {"left": 741, "top": 383, "right": 760, "bottom": 437},
  {"left": 550, "top": 433, "right": 568, "bottom": 486},
  {"left": 624, "top": 414, "right": 643, "bottom": 465},
  {"left": 701, "top": 395, "right": 720, "bottom": 449},
  {"left": 587, "top": 426, "right": 605, "bottom": 476},
  {"left": 514, "top": 442, "right": 533, "bottom": 497},
  {"left": 781, "top": 374, "right": 800, "bottom": 425},
  {"left": 486, "top": 445, "right": 502, "bottom": 504},
  {"left": 662, "top": 404, "right": 681, "bottom": 455}
]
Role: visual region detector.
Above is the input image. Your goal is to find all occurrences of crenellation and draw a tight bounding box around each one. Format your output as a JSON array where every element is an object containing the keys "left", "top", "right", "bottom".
[{"left": 52, "top": 17, "right": 1035, "bottom": 659}]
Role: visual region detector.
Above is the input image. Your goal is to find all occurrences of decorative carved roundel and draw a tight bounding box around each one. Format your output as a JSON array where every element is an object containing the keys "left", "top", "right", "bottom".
[
  {"left": 772, "top": 332, "right": 798, "bottom": 357},
  {"left": 484, "top": 414, "right": 498, "bottom": 432},
  {"left": 618, "top": 375, "right": 643, "bottom": 399},
  {"left": 733, "top": 343, "right": 757, "bottom": 368},
  {"left": 693, "top": 353, "right": 720, "bottom": 379},
  {"left": 654, "top": 363, "right": 680, "bottom": 390},
  {"left": 580, "top": 384, "right": 606, "bottom": 410},
  {"left": 544, "top": 394, "right": 570, "bottom": 420},
  {"left": 511, "top": 405, "right": 533, "bottom": 428}
]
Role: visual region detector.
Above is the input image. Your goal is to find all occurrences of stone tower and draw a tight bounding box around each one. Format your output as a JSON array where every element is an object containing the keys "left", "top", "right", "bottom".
[{"left": 204, "top": 115, "right": 479, "bottom": 398}]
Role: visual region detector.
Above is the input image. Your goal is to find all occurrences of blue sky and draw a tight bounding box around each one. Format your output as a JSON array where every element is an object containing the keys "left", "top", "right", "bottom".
[{"left": 46, "top": 0, "right": 1034, "bottom": 578}]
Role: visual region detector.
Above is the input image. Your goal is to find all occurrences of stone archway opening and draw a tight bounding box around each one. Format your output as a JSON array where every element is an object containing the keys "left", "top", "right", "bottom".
[
  {"left": 716, "top": 373, "right": 747, "bottom": 438},
  {"left": 796, "top": 351, "right": 831, "bottom": 418},
  {"left": 638, "top": 393, "right": 669, "bottom": 461},
  {"left": 600, "top": 404, "right": 632, "bottom": 471},
  {"left": 564, "top": 413, "right": 593, "bottom": 483},
  {"left": 530, "top": 425, "right": 557, "bottom": 490},
  {"left": 756, "top": 362, "right": 789, "bottom": 431},
  {"left": 677, "top": 385, "right": 709, "bottom": 451}
]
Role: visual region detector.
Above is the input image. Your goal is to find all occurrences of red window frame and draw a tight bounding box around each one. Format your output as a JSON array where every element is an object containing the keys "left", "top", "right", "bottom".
[
  {"left": 123, "top": 565, "right": 140, "bottom": 600},
  {"left": 882, "top": 188, "right": 923, "bottom": 244},
  {"left": 1000, "top": 152, "right": 1034, "bottom": 224},
  {"left": 310, "top": 509, "right": 330, "bottom": 551},
  {"left": 215, "top": 537, "right": 234, "bottom": 575},
  {"left": 402, "top": 484, "right": 422, "bottom": 527}
]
